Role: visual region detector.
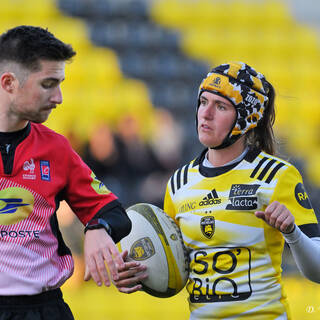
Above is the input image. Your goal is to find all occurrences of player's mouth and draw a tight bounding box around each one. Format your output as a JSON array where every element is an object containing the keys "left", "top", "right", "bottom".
[
  {"left": 200, "top": 123, "right": 213, "bottom": 132},
  {"left": 43, "top": 105, "right": 56, "bottom": 111}
]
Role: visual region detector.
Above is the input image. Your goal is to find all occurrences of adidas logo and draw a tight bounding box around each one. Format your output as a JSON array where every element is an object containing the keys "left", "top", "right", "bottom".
[{"left": 199, "top": 189, "right": 221, "bottom": 206}]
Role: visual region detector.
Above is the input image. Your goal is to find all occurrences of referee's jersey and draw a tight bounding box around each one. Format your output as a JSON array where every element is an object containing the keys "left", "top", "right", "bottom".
[{"left": 0, "top": 122, "right": 118, "bottom": 295}]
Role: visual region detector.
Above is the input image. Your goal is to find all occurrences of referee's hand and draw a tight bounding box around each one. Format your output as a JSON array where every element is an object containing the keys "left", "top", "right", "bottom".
[{"left": 83, "top": 229, "right": 125, "bottom": 287}]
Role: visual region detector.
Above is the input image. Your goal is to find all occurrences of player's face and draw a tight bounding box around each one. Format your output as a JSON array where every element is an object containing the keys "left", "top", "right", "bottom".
[
  {"left": 10, "top": 60, "right": 65, "bottom": 124},
  {"left": 197, "top": 91, "right": 236, "bottom": 148}
]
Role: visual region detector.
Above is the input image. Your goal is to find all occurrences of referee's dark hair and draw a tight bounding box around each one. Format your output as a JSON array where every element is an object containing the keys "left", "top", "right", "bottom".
[{"left": 0, "top": 25, "right": 76, "bottom": 71}]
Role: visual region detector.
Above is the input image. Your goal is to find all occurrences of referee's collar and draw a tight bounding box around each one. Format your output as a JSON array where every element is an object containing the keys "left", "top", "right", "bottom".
[{"left": 0, "top": 122, "right": 31, "bottom": 145}]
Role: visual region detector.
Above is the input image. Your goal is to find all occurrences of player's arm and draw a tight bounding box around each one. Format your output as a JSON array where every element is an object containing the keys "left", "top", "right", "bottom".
[
  {"left": 62, "top": 141, "right": 132, "bottom": 287},
  {"left": 255, "top": 165, "right": 320, "bottom": 283},
  {"left": 255, "top": 202, "right": 320, "bottom": 283},
  {"left": 282, "top": 227, "right": 320, "bottom": 283},
  {"left": 84, "top": 201, "right": 147, "bottom": 292},
  {"left": 83, "top": 201, "right": 132, "bottom": 287}
]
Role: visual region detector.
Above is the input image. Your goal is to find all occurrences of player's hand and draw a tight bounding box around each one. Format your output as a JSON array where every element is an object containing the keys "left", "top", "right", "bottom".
[
  {"left": 255, "top": 201, "right": 295, "bottom": 234},
  {"left": 83, "top": 228, "right": 125, "bottom": 287},
  {"left": 113, "top": 250, "right": 148, "bottom": 294}
]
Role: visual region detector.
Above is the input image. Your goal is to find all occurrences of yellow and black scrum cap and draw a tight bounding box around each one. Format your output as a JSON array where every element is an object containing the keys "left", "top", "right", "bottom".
[{"left": 197, "top": 62, "right": 270, "bottom": 149}]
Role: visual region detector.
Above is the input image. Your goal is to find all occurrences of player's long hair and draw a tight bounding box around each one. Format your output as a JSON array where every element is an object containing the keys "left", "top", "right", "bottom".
[{"left": 246, "top": 81, "right": 277, "bottom": 155}]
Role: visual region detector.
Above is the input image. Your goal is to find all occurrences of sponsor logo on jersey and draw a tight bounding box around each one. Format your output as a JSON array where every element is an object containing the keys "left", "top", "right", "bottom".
[
  {"left": 0, "top": 230, "right": 40, "bottom": 238},
  {"left": 199, "top": 189, "right": 221, "bottom": 206},
  {"left": 190, "top": 247, "right": 252, "bottom": 303},
  {"left": 200, "top": 216, "right": 215, "bottom": 239},
  {"left": 23, "top": 158, "right": 36, "bottom": 180},
  {"left": 178, "top": 201, "right": 197, "bottom": 213},
  {"left": 226, "top": 184, "right": 260, "bottom": 210},
  {"left": 90, "top": 172, "right": 111, "bottom": 195},
  {"left": 40, "top": 160, "right": 51, "bottom": 181},
  {"left": 130, "top": 237, "right": 155, "bottom": 261},
  {"left": 0, "top": 187, "right": 34, "bottom": 225},
  {"left": 295, "top": 183, "right": 312, "bottom": 209},
  {"left": 0, "top": 199, "right": 28, "bottom": 214}
]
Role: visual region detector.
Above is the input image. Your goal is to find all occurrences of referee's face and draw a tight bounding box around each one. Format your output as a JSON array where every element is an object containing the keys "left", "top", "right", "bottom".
[
  {"left": 10, "top": 60, "right": 65, "bottom": 124},
  {"left": 197, "top": 91, "right": 236, "bottom": 148}
]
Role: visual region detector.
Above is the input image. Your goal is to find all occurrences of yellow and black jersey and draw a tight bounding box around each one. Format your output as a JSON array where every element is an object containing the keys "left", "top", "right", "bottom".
[{"left": 164, "top": 148, "right": 320, "bottom": 320}]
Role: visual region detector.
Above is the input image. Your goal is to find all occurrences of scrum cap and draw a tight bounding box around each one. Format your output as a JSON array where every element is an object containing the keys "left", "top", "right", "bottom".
[{"left": 197, "top": 62, "right": 269, "bottom": 149}]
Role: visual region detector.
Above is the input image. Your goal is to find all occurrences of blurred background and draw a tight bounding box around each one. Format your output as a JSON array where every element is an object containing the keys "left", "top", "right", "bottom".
[{"left": 1, "top": 0, "right": 320, "bottom": 318}]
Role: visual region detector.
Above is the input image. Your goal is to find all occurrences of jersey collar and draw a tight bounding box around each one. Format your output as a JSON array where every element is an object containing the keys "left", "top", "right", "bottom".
[{"left": 195, "top": 147, "right": 261, "bottom": 178}]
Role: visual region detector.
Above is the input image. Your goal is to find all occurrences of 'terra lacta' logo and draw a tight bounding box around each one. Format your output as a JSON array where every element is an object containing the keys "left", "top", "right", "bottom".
[
  {"left": 0, "top": 187, "right": 34, "bottom": 225},
  {"left": 226, "top": 184, "right": 260, "bottom": 210}
]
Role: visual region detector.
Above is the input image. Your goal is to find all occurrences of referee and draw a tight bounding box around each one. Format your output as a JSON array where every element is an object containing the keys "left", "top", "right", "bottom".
[{"left": 0, "top": 25, "right": 132, "bottom": 319}]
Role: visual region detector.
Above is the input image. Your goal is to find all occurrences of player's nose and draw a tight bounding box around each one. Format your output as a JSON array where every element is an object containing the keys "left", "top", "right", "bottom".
[{"left": 50, "top": 86, "right": 63, "bottom": 104}]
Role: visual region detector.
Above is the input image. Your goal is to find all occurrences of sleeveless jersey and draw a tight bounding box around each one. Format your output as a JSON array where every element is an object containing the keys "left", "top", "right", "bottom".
[
  {"left": 164, "top": 148, "right": 320, "bottom": 320},
  {"left": 0, "top": 123, "right": 118, "bottom": 295}
]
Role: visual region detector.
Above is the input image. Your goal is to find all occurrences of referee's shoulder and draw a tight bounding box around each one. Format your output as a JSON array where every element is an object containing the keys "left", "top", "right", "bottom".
[{"left": 30, "top": 123, "right": 71, "bottom": 146}]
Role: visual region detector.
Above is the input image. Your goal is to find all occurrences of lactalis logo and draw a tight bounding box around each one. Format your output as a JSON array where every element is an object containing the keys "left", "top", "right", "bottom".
[
  {"left": 199, "top": 189, "right": 221, "bottom": 206},
  {"left": 226, "top": 184, "right": 260, "bottom": 210},
  {"left": 0, "top": 187, "right": 34, "bottom": 225}
]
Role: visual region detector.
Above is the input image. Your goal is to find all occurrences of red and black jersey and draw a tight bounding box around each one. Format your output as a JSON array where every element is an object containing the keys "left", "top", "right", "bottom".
[{"left": 0, "top": 122, "right": 128, "bottom": 295}]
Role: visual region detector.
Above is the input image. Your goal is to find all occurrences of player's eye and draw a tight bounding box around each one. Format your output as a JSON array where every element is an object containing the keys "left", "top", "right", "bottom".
[
  {"left": 200, "top": 99, "right": 207, "bottom": 106},
  {"left": 217, "top": 104, "right": 226, "bottom": 110},
  {"left": 41, "top": 80, "right": 57, "bottom": 89}
]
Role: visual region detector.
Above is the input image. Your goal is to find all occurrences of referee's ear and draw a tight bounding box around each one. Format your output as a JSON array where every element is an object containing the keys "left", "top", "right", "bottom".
[{"left": 1, "top": 72, "right": 18, "bottom": 93}]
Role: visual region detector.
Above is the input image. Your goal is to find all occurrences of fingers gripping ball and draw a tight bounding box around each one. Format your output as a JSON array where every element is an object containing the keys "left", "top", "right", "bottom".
[{"left": 119, "top": 203, "right": 189, "bottom": 298}]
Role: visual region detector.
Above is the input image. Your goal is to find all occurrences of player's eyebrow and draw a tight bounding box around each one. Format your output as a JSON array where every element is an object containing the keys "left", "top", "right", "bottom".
[
  {"left": 42, "top": 77, "right": 65, "bottom": 83},
  {"left": 200, "top": 95, "right": 230, "bottom": 107},
  {"left": 200, "top": 96, "right": 208, "bottom": 102}
]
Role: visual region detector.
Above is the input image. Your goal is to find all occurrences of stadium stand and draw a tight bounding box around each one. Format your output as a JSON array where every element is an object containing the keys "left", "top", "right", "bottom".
[
  {"left": 57, "top": 0, "right": 320, "bottom": 211},
  {"left": 0, "top": 0, "right": 156, "bottom": 143},
  {"left": 58, "top": 0, "right": 210, "bottom": 151}
]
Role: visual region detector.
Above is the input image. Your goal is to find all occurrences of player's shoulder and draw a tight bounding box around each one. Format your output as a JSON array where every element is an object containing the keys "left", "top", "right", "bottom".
[
  {"left": 167, "top": 157, "right": 200, "bottom": 195},
  {"left": 30, "top": 123, "right": 71, "bottom": 146},
  {"left": 249, "top": 149, "right": 300, "bottom": 184}
]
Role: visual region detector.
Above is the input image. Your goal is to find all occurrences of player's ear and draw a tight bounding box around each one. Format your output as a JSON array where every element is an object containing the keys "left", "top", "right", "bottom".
[{"left": 0, "top": 72, "right": 18, "bottom": 93}]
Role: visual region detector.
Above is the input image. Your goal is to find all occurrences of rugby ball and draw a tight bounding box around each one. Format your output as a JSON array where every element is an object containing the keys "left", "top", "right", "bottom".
[{"left": 119, "top": 203, "right": 189, "bottom": 298}]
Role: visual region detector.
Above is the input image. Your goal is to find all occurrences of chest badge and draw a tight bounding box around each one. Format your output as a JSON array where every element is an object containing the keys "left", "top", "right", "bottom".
[
  {"left": 40, "top": 160, "right": 51, "bottom": 181},
  {"left": 22, "top": 158, "right": 36, "bottom": 180},
  {"left": 200, "top": 216, "right": 215, "bottom": 239}
]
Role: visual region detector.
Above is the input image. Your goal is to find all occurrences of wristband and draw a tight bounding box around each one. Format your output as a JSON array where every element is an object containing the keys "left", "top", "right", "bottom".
[{"left": 84, "top": 218, "right": 112, "bottom": 236}]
